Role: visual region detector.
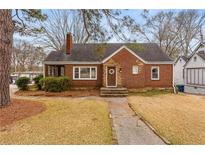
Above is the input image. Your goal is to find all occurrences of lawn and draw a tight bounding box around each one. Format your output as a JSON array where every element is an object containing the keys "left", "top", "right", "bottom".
[
  {"left": 0, "top": 97, "right": 113, "bottom": 144},
  {"left": 15, "top": 89, "right": 99, "bottom": 97},
  {"left": 128, "top": 93, "right": 205, "bottom": 144},
  {"left": 129, "top": 89, "right": 172, "bottom": 97}
]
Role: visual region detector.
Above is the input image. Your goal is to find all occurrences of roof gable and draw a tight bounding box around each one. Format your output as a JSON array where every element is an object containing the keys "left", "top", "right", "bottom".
[
  {"left": 197, "top": 51, "right": 205, "bottom": 61},
  {"left": 174, "top": 56, "right": 189, "bottom": 65},
  {"left": 184, "top": 52, "right": 205, "bottom": 68},
  {"left": 102, "top": 45, "right": 146, "bottom": 63},
  {"left": 184, "top": 42, "right": 205, "bottom": 67}
]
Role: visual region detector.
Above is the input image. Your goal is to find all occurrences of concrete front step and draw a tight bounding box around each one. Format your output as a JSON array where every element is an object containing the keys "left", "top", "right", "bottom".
[
  {"left": 100, "top": 87, "right": 127, "bottom": 91},
  {"left": 100, "top": 93, "right": 128, "bottom": 97},
  {"left": 100, "top": 87, "right": 128, "bottom": 97},
  {"left": 101, "top": 91, "right": 128, "bottom": 94}
]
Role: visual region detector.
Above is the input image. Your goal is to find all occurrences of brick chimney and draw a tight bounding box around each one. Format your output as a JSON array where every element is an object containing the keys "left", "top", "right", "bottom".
[{"left": 66, "top": 33, "right": 72, "bottom": 55}]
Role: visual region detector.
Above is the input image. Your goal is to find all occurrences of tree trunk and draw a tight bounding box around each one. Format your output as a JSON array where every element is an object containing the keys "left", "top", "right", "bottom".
[{"left": 0, "top": 10, "right": 14, "bottom": 106}]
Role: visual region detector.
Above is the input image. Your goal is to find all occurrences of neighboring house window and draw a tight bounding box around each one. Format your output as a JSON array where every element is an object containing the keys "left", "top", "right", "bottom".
[
  {"left": 132, "top": 65, "right": 139, "bottom": 74},
  {"left": 73, "top": 66, "right": 97, "bottom": 80},
  {"left": 151, "top": 66, "right": 160, "bottom": 80}
]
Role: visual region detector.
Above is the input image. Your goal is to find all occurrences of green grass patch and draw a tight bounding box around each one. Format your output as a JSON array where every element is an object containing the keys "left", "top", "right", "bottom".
[{"left": 129, "top": 89, "right": 172, "bottom": 97}]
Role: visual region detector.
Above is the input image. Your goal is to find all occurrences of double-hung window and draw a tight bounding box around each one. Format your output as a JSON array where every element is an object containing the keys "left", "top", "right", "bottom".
[
  {"left": 151, "top": 66, "right": 160, "bottom": 80},
  {"left": 73, "top": 66, "right": 97, "bottom": 80},
  {"left": 132, "top": 65, "right": 139, "bottom": 74}
]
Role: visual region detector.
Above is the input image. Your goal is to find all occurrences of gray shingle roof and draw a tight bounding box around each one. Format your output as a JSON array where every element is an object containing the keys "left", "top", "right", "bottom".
[
  {"left": 181, "top": 56, "right": 189, "bottom": 62},
  {"left": 197, "top": 51, "right": 205, "bottom": 61},
  {"left": 44, "top": 43, "right": 172, "bottom": 62}
]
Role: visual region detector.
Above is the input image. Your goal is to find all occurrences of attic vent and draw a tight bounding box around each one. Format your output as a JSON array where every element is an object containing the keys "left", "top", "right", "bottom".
[{"left": 194, "top": 56, "right": 197, "bottom": 62}]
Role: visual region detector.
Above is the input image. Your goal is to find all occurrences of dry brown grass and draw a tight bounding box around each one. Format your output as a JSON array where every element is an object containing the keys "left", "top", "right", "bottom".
[
  {"left": 15, "top": 89, "right": 99, "bottom": 97},
  {"left": 0, "top": 97, "right": 112, "bottom": 144},
  {"left": 0, "top": 99, "right": 46, "bottom": 127},
  {"left": 128, "top": 93, "right": 205, "bottom": 144}
]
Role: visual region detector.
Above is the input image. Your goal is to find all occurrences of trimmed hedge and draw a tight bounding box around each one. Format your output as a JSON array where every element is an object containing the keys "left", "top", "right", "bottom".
[
  {"left": 33, "top": 74, "right": 43, "bottom": 90},
  {"left": 16, "top": 77, "right": 30, "bottom": 90},
  {"left": 39, "top": 77, "right": 69, "bottom": 92}
]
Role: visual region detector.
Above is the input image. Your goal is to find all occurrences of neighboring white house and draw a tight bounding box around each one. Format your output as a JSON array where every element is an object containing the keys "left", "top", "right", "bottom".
[
  {"left": 184, "top": 43, "right": 205, "bottom": 95},
  {"left": 174, "top": 56, "right": 188, "bottom": 85},
  {"left": 10, "top": 71, "right": 43, "bottom": 84}
]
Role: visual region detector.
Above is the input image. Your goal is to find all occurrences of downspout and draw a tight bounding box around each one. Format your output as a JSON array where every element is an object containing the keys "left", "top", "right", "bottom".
[{"left": 172, "top": 63, "right": 176, "bottom": 94}]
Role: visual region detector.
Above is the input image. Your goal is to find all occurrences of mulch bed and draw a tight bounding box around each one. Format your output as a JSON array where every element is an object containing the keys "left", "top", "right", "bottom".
[
  {"left": 0, "top": 99, "right": 46, "bottom": 128},
  {"left": 15, "top": 90, "right": 100, "bottom": 97}
]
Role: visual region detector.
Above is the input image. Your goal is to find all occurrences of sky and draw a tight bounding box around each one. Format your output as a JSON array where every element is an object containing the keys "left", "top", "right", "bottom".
[
  {"left": 13, "top": 9, "right": 155, "bottom": 42},
  {"left": 13, "top": 9, "right": 205, "bottom": 50}
]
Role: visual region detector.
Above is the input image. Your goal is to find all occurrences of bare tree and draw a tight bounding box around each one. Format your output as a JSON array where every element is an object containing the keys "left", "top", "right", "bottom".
[
  {"left": 39, "top": 10, "right": 88, "bottom": 51},
  {"left": 176, "top": 10, "right": 205, "bottom": 55},
  {"left": 39, "top": 9, "right": 139, "bottom": 51},
  {"left": 26, "top": 46, "right": 46, "bottom": 71},
  {"left": 133, "top": 10, "right": 205, "bottom": 58},
  {"left": 11, "top": 40, "right": 46, "bottom": 72}
]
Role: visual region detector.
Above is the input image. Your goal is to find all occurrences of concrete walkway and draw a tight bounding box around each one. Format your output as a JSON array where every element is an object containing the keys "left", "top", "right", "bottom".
[{"left": 105, "top": 97, "right": 165, "bottom": 145}]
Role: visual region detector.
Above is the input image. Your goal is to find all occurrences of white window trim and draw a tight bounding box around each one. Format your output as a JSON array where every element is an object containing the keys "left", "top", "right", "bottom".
[
  {"left": 151, "top": 66, "right": 160, "bottom": 80},
  {"left": 132, "top": 65, "right": 139, "bottom": 74},
  {"left": 73, "top": 66, "right": 97, "bottom": 80}
]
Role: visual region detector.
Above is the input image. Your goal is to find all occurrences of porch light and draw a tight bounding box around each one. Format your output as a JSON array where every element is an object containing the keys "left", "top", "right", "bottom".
[{"left": 119, "top": 68, "right": 122, "bottom": 73}]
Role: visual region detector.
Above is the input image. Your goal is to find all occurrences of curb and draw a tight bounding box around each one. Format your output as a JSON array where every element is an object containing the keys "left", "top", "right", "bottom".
[{"left": 128, "top": 103, "right": 171, "bottom": 145}]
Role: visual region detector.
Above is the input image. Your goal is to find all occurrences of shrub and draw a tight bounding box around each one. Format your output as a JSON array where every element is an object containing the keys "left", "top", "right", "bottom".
[
  {"left": 40, "top": 77, "right": 69, "bottom": 92},
  {"left": 39, "top": 78, "right": 45, "bottom": 90},
  {"left": 33, "top": 74, "right": 43, "bottom": 90},
  {"left": 16, "top": 77, "right": 30, "bottom": 90}
]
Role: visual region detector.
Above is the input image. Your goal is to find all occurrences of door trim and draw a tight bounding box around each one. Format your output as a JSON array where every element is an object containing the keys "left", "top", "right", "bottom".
[{"left": 106, "top": 66, "right": 117, "bottom": 87}]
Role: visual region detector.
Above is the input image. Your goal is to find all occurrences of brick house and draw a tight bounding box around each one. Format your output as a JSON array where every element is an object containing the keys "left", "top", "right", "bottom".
[{"left": 44, "top": 33, "right": 173, "bottom": 92}]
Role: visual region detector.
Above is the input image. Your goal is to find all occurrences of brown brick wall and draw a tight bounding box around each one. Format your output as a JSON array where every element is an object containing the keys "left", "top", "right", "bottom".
[
  {"left": 65, "top": 64, "right": 103, "bottom": 87},
  {"left": 45, "top": 64, "right": 48, "bottom": 76},
  {"left": 45, "top": 64, "right": 103, "bottom": 88},
  {"left": 104, "top": 48, "right": 146, "bottom": 88},
  {"left": 145, "top": 64, "right": 173, "bottom": 87},
  {"left": 104, "top": 48, "right": 173, "bottom": 88}
]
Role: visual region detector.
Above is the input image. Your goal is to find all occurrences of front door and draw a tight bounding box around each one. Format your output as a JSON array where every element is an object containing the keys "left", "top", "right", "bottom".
[{"left": 107, "top": 66, "right": 117, "bottom": 87}]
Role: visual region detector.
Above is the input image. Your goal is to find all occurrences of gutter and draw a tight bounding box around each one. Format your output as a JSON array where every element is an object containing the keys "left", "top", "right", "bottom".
[{"left": 43, "top": 60, "right": 174, "bottom": 65}]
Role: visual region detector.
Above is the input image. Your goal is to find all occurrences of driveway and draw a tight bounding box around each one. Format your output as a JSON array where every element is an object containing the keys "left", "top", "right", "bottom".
[{"left": 106, "top": 97, "right": 165, "bottom": 145}]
